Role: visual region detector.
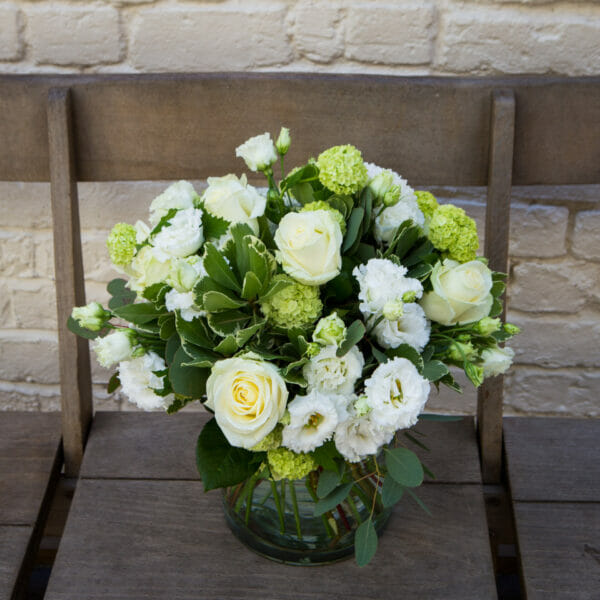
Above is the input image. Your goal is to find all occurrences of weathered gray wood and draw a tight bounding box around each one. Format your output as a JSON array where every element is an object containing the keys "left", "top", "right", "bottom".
[
  {"left": 505, "top": 417, "right": 600, "bottom": 502},
  {"left": 48, "top": 87, "right": 93, "bottom": 476},
  {"left": 0, "top": 412, "right": 62, "bottom": 525},
  {"left": 478, "top": 90, "right": 515, "bottom": 485},
  {"left": 513, "top": 502, "right": 600, "bottom": 600},
  {"left": 0, "top": 526, "right": 32, "bottom": 600},
  {"left": 1, "top": 74, "right": 599, "bottom": 184},
  {"left": 45, "top": 480, "right": 496, "bottom": 600}
]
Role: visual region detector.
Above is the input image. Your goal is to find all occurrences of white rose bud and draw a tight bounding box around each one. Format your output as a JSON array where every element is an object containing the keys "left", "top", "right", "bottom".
[
  {"left": 420, "top": 259, "right": 493, "bottom": 326},
  {"left": 481, "top": 345, "right": 514, "bottom": 377},
  {"left": 235, "top": 132, "right": 278, "bottom": 172},
  {"left": 275, "top": 210, "right": 343, "bottom": 286},
  {"left": 149, "top": 181, "right": 197, "bottom": 226},
  {"left": 71, "top": 302, "right": 109, "bottom": 331},
  {"left": 206, "top": 357, "right": 288, "bottom": 449},
  {"left": 93, "top": 330, "right": 136, "bottom": 368},
  {"left": 313, "top": 313, "right": 346, "bottom": 346},
  {"left": 383, "top": 299, "right": 404, "bottom": 320},
  {"left": 275, "top": 127, "right": 291, "bottom": 155}
]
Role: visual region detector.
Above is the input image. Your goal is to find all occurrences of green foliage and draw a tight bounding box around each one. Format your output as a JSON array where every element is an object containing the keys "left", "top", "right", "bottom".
[
  {"left": 112, "top": 302, "right": 164, "bottom": 325},
  {"left": 313, "top": 482, "right": 353, "bottom": 516},
  {"left": 316, "top": 469, "right": 343, "bottom": 498},
  {"left": 107, "top": 278, "right": 136, "bottom": 309},
  {"left": 196, "top": 418, "right": 262, "bottom": 491},
  {"left": 201, "top": 208, "right": 230, "bottom": 240},
  {"left": 381, "top": 476, "right": 404, "bottom": 508},
  {"left": 166, "top": 395, "right": 196, "bottom": 415},
  {"left": 422, "top": 360, "right": 449, "bottom": 382},
  {"left": 336, "top": 320, "right": 365, "bottom": 357},
  {"left": 384, "top": 447, "right": 424, "bottom": 488},
  {"left": 203, "top": 243, "right": 241, "bottom": 293},
  {"left": 386, "top": 344, "right": 424, "bottom": 373},
  {"left": 311, "top": 440, "right": 343, "bottom": 472},
  {"left": 107, "top": 372, "right": 121, "bottom": 393},
  {"left": 66, "top": 316, "right": 103, "bottom": 339},
  {"left": 354, "top": 518, "right": 378, "bottom": 567},
  {"left": 169, "top": 346, "right": 210, "bottom": 398}
]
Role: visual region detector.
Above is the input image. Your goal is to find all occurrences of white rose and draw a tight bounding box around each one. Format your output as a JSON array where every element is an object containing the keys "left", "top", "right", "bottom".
[
  {"left": 202, "top": 174, "right": 266, "bottom": 236},
  {"left": 364, "top": 357, "right": 429, "bottom": 432},
  {"left": 127, "top": 246, "right": 171, "bottom": 293},
  {"left": 164, "top": 289, "right": 204, "bottom": 322},
  {"left": 235, "top": 132, "right": 278, "bottom": 172},
  {"left": 303, "top": 345, "right": 364, "bottom": 396},
  {"left": 119, "top": 352, "right": 172, "bottom": 411},
  {"left": 374, "top": 198, "right": 425, "bottom": 245},
  {"left": 282, "top": 390, "right": 348, "bottom": 453},
  {"left": 481, "top": 345, "right": 514, "bottom": 377},
  {"left": 275, "top": 210, "right": 343, "bottom": 286},
  {"left": 149, "top": 181, "right": 197, "bottom": 226},
  {"left": 152, "top": 207, "right": 203, "bottom": 260},
  {"left": 420, "top": 259, "right": 493, "bottom": 326},
  {"left": 206, "top": 357, "right": 288, "bottom": 449},
  {"left": 93, "top": 330, "right": 136, "bottom": 368},
  {"left": 373, "top": 302, "right": 431, "bottom": 352}
]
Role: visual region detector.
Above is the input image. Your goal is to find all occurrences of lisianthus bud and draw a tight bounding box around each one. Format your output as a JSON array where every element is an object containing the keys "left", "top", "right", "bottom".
[
  {"left": 383, "top": 186, "right": 401, "bottom": 207},
  {"left": 106, "top": 223, "right": 137, "bottom": 266},
  {"left": 383, "top": 299, "right": 404, "bottom": 320},
  {"left": 475, "top": 317, "right": 501, "bottom": 335},
  {"left": 313, "top": 313, "right": 346, "bottom": 346},
  {"left": 305, "top": 342, "right": 321, "bottom": 358},
  {"left": 448, "top": 341, "right": 476, "bottom": 362},
  {"left": 93, "top": 329, "right": 136, "bottom": 368},
  {"left": 368, "top": 170, "right": 394, "bottom": 201},
  {"left": 465, "top": 363, "right": 484, "bottom": 387},
  {"left": 402, "top": 290, "right": 417, "bottom": 303},
  {"left": 71, "top": 302, "right": 109, "bottom": 332},
  {"left": 353, "top": 395, "right": 371, "bottom": 418},
  {"left": 275, "top": 127, "right": 291, "bottom": 155},
  {"left": 235, "top": 132, "right": 278, "bottom": 172},
  {"left": 504, "top": 323, "right": 521, "bottom": 336}
]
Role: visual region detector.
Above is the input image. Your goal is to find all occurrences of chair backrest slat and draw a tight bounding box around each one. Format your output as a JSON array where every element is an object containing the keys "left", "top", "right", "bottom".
[{"left": 48, "top": 87, "right": 93, "bottom": 476}]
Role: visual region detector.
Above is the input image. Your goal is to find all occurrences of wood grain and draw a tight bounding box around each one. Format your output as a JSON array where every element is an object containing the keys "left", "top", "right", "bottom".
[
  {"left": 513, "top": 502, "right": 600, "bottom": 600},
  {"left": 504, "top": 417, "right": 600, "bottom": 502},
  {"left": 1, "top": 74, "right": 599, "bottom": 184},
  {"left": 48, "top": 87, "right": 93, "bottom": 476},
  {"left": 0, "top": 526, "right": 32, "bottom": 600},
  {"left": 44, "top": 480, "right": 496, "bottom": 600}
]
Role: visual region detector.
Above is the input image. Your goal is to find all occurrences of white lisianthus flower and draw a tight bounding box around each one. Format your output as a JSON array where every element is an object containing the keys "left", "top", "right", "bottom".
[
  {"left": 282, "top": 390, "right": 349, "bottom": 453},
  {"left": 353, "top": 258, "right": 423, "bottom": 316},
  {"left": 119, "top": 352, "right": 172, "bottom": 411},
  {"left": 206, "top": 357, "right": 288, "bottom": 449},
  {"left": 149, "top": 180, "right": 197, "bottom": 226},
  {"left": 420, "top": 259, "right": 493, "bottom": 326},
  {"left": 93, "top": 330, "right": 136, "bottom": 368},
  {"left": 481, "top": 345, "right": 515, "bottom": 377},
  {"left": 334, "top": 414, "right": 393, "bottom": 463},
  {"left": 275, "top": 210, "right": 343, "bottom": 286},
  {"left": 165, "top": 289, "right": 204, "bottom": 322},
  {"left": 71, "top": 302, "right": 108, "bottom": 331},
  {"left": 152, "top": 207, "right": 203, "bottom": 260},
  {"left": 202, "top": 174, "right": 266, "bottom": 236},
  {"left": 365, "top": 357, "right": 430, "bottom": 432},
  {"left": 167, "top": 255, "right": 207, "bottom": 293},
  {"left": 235, "top": 132, "right": 278, "bottom": 172},
  {"left": 303, "top": 345, "right": 364, "bottom": 396},
  {"left": 126, "top": 245, "right": 171, "bottom": 293},
  {"left": 373, "top": 302, "right": 431, "bottom": 352},
  {"left": 313, "top": 313, "right": 346, "bottom": 347}
]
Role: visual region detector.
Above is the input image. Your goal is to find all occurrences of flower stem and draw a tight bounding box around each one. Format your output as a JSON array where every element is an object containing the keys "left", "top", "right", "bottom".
[
  {"left": 289, "top": 482, "right": 303, "bottom": 540},
  {"left": 346, "top": 494, "right": 362, "bottom": 525},
  {"left": 270, "top": 479, "right": 286, "bottom": 534},
  {"left": 305, "top": 478, "right": 334, "bottom": 538}
]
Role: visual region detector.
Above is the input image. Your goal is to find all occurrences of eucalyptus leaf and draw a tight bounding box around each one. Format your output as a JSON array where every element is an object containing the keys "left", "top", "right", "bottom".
[
  {"left": 418, "top": 414, "right": 463, "bottom": 422},
  {"left": 336, "top": 320, "right": 365, "bottom": 357},
  {"left": 169, "top": 346, "right": 210, "bottom": 398},
  {"left": 384, "top": 447, "right": 424, "bottom": 488},
  {"left": 342, "top": 206, "right": 365, "bottom": 253},
  {"left": 422, "top": 360, "right": 449, "bottom": 382},
  {"left": 291, "top": 182, "right": 315, "bottom": 205},
  {"left": 386, "top": 344, "right": 424, "bottom": 373},
  {"left": 381, "top": 476, "right": 405, "bottom": 508},
  {"left": 317, "top": 469, "right": 342, "bottom": 498},
  {"left": 113, "top": 302, "right": 163, "bottom": 325},
  {"left": 66, "top": 316, "right": 103, "bottom": 339},
  {"left": 314, "top": 482, "right": 353, "bottom": 516},
  {"left": 312, "top": 440, "right": 342, "bottom": 472},
  {"left": 354, "top": 518, "right": 378, "bottom": 567}
]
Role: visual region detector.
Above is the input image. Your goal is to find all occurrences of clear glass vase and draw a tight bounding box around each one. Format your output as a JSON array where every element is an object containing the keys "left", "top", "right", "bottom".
[{"left": 222, "top": 459, "right": 392, "bottom": 565}]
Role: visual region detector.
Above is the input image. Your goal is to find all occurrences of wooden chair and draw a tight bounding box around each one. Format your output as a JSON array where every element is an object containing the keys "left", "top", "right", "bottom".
[{"left": 1, "top": 73, "right": 598, "bottom": 598}]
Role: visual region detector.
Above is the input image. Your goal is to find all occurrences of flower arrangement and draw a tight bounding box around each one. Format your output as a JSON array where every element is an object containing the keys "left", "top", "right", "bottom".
[{"left": 70, "top": 128, "right": 518, "bottom": 566}]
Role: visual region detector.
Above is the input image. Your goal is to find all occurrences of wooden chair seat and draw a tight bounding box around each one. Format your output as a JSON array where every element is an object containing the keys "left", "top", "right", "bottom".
[
  {"left": 44, "top": 414, "right": 497, "bottom": 599},
  {"left": 0, "top": 412, "right": 62, "bottom": 600},
  {"left": 504, "top": 417, "right": 600, "bottom": 600}
]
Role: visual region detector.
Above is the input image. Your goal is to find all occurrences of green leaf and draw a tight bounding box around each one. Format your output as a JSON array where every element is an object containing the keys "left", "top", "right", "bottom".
[
  {"left": 354, "top": 518, "right": 378, "bottom": 567},
  {"left": 489, "top": 298, "right": 502, "bottom": 318},
  {"left": 247, "top": 236, "right": 273, "bottom": 285},
  {"left": 384, "top": 447, "right": 424, "bottom": 488},
  {"left": 149, "top": 208, "right": 177, "bottom": 236},
  {"left": 107, "top": 278, "right": 136, "bottom": 309},
  {"left": 386, "top": 344, "right": 424, "bottom": 373},
  {"left": 312, "top": 440, "right": 342, "bottom": 472},
  {"left": 201, "top": 209, "right": 230, "bottom": 240},
  {"left": 291, "top": 181, "right": 315, "bottom": 205},
  {"left": 259, "top": 277, "right": 291, "bottom": 303},
  {"left": 175, "top": 312, "right": 214, "bottom": 348},
  {"left": 142, "top": 283, "right": 169, "bottom": 306},
  {"left": 107, "top": 372, "right": 121, "bottom": 394},
  {"left": 403, "top": 240, "right": 435, "bottom": 267},
  {"left": 165, "top": 334, "right": 180, "bottom": 366},
  {"left": 235, "top": 318, "right": 267, "bottom": 347},
  {"left": 196, "top": 418, "right": 260, "bottom": 491},
  {"left": 202, "top": 291, "right": 246, "bottom": 312},
  {"left": 169, "top": 346, "right": 210, "bottom": 398},
  {"left": 407, "top": 263, "right": 433, "bottom": 281},
  {"left": 314, "top": 482, "right": 353, "bottom": 516},
  {"left": 342, "top": 206, "right": 365, "bottom": 253},
  {"left": 213, "top": 335, "right": 239, "bottom": 355},
  {"left": 405, "top": 488, "right": 431, "bottom": 516},
  {"left": 281, "top": 163, "right": 319, "bottom": 190},
  {"left": 66, "top": 315, "right": 103, "bottom": 339},
  {"left": 422, "top": 360, "right": 449, "bottom": 382},
  {"left": 241, "top": 271, "right": 262, "bottom": 301},
  {"left": 381, "top": 477, "right": 405, "bottom": 508},
  {"left": 159, "top": 315, "right": 176, "bottom": 340},
  {"left": 282, "top": 371, "right": 307, "bottom": 387},
  {"left": 336, "top": 320, "right": 365, "bottom": 357},
  {"left": 491, "top": 281, "right": 506, "bottom": 298},
  {"left": 166, "top": 396, "right": 195, "bottom": 415},
  {"left": 258, "top": 215, "right": 276, "bottom": 250},
  {"left": 112, "top": 302, "right": 163, "bottom": 325},
  {"left": 317, "top": 469, "right": 342, "bottom": 498},
  {"left": 181, "top": 342, "right": 219, "bottom": 368},
  {"left": 404, "top": 431, "right": 430, "bottom": 452},
  {"left": 359, "top": 187, "right": 373, "bottom": 230},
  {"left": 203, "top": 243, "right": 241, "bottom": 293},
  {"left": 206, "top": 310, "right": 250, "bottom": 336},
  {"left": 419, "top": 413, "right": 463, "bottom": 422},
  {"left": 230, "top": 223, "right": 255, "bottom": 278},
  {"left": 439, "top": 372, "right": 462, "bottom": 393}
]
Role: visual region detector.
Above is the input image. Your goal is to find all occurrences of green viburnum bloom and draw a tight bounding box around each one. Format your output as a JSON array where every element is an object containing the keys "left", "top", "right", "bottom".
[
  {"left": 71, "top": 302, "right": 109, "bottom": 332},
  {"left": 251, "top": 426, "right": 283, "bottom": 452},
  {"left": 300, "top": 201, "right": 347, "bottom": 234},
  {"left": 428, "top": 204, "right": 479, "bottom": 263},
  {"left": 316, "top": 144, "right": 368, "bottom": 196},
  {"left": 259, "top": 274, "right": 322, "bottom": 329},
  {"left": 448, "top": 341, "right": 477, "bottom": 362},
  {"left": 313, "top": 313, "right": 346, "bottom": 346},
  {"left": 267, "top": 447, "right": 317, "bottom": 480},
  {"left": 106, "top": 223, "right": 137, "bottom": 266},
  {"left": 415, "top": 191, "right": 439, "bottom": 220},
  {"left": 475, "top": 317, "right": 501, "bottom": 336}
]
